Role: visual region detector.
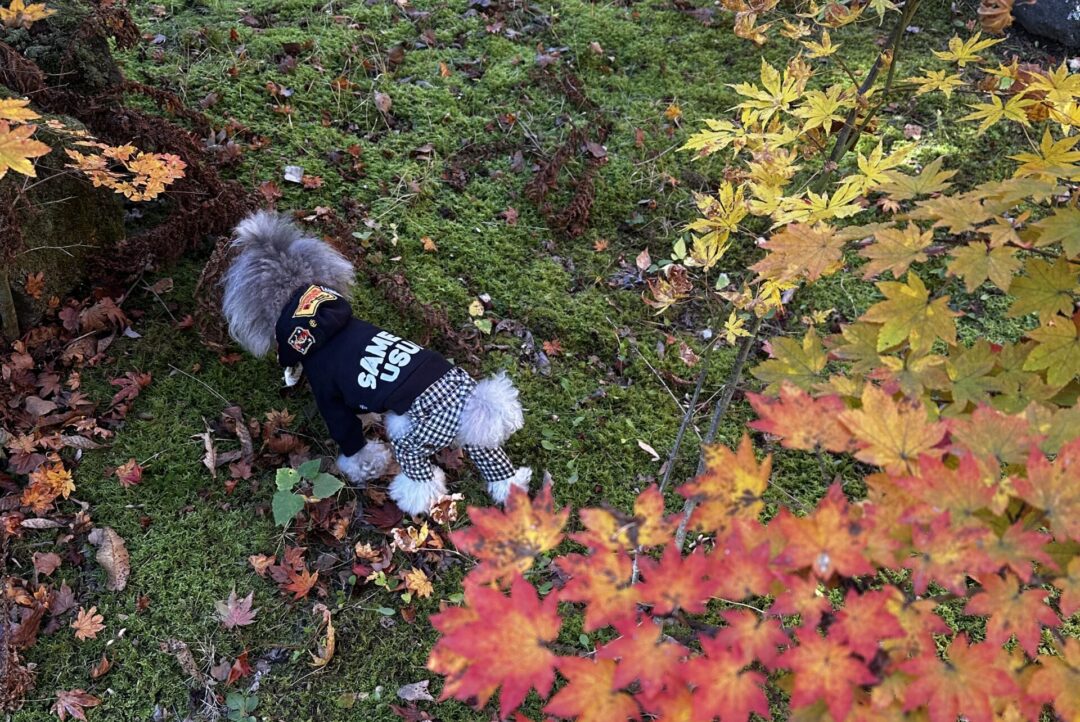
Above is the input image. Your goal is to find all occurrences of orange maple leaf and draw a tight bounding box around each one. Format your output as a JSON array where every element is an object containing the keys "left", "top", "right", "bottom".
[
  {"left": 779, "top": 632, "right": 875, "bottom": 721},
  {"left": 713, "top": 609, "right": 789, "bottom": 668},
  {"left": 281, "top": 567, "right": 318, "bottom": 600},
  {"left": 828, "top": 588, "right": 905, "bottom": 661},
  {"left": 751, "top": 222, "right": 845, "bottom": 283},
  {"left": 773, "top": 485, "right": 875, "bottom": 580},
  {"left": 556, "top": 550, "right": 639, "bottom": 632},
  {"left": 901, "top": 636, "right": 1018, "bottom": 722},
  {"left": 1028, "top": 638, "right": 1080, "bottom": 721},
  {"left": 1012, "top": 438, "right": 1080, "bottom": 542},
  {"left": 709, "top": 527, "right": 776, "bottom": 602},
  {"left": 543, "top": 658, "right": 642, "bottom": 722},
  {"left": 451, "top": 482, "right": 568, "bottom": 584},
  {"left": 684, "top": 634, "right": 770, "bottom": 722},
  {"left": 748, "top": 382, "right": 856, "bottom": 453},
  {"left": 71, "top": 606, "right": 105, "bottom": 641},
  {"left": 432, "top": 574, "right": 561, "bottom": 716},
  {"left": 1056, "top": 557, "right": 1080, "bottom": 618},
  {"left": 839, "top": 383, "right": 946, "bottom": 473},
  {"left": 638, "top": 544, "right": 713, "bottom": 616},
  {"left": 677, "top": 434, "right": 770, "bottom": 535},
  {"left": 965, "top": 572, "right": 1058, "bottom": 656},
  {"left": 575, "top": 485, "right": 677, "bottom": 552},
  {"left": 596, "top": 616, "right": 687, "bottom": 694}
]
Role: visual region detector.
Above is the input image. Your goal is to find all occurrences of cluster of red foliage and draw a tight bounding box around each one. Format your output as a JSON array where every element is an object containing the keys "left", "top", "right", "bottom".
[{"left": 429, "top": 387, "right": 1079, "bottom": 721}]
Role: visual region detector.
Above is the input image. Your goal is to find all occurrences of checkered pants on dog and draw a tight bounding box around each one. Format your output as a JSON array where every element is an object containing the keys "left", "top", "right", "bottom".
[{"left": 392, "top": 367, "right": 517, "bottom": 484}]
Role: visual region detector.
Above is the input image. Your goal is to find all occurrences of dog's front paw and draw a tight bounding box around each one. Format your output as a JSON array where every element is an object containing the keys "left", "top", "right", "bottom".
[
  {"left": 487, "top": 466, "right": 532, "bottom": 504},
  {"left": 337, "top": 441, "right": 392, "bottom": 485},
  {"left": 389, "top": 468, "right": 447, "bottom": 516}
]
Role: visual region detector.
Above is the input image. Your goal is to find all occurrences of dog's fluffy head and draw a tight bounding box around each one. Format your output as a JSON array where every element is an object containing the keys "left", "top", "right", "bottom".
[{"left": 221, "top": 211, "right": 355, "bottom": 356}]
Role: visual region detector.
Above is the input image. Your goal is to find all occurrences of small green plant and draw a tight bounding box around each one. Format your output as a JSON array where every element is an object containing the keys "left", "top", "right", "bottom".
[
  {"left": 225, "top": 692, "right": 258, "bottom": 722},
  {"left": 271, "top": 459, "right": 345, "bottom": 527}
]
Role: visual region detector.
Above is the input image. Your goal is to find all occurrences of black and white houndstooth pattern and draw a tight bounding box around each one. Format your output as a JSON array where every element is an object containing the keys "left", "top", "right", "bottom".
[{"left": 392, "top": 367, "right": 517, "bottom": 485}]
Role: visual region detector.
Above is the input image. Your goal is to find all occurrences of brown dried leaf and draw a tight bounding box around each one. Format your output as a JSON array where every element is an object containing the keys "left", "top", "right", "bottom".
[
  {"left": 71, "top": 606, "right": 105, "bottom": 641},
  {"left": 87, "top": 526, "right": 130, "bottom": 591}
]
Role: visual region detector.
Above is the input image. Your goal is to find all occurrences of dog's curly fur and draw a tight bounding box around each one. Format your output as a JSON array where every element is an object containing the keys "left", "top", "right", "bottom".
[{"left": 221, "top": 211, "right": 355, "bottom": 356}]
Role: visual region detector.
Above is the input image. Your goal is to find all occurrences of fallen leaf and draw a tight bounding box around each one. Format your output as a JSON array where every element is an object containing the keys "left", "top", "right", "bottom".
[
  {"left": 310, "top": 603, "right": 336, "bottom": 667},
  {"left": 542, "top": 339, "right": 563, "bottom": 356},
  {"left": 397, "top": 679, "right": 435, "bottom": 702},
  {"left": 90, "top": 654, "right": 111, "bottom": 679},
  {"left": 52, "top": 690, "right": 101, "bottom": 721},
  {"left": 374, "top": 91, "right": 393, "bottom": 114},
  {"left": 636, "top": 248, "right": 652, "bottom": 271},
  {"left": 678, "top": 341, "right": 701, "bottom": 367},
  {"left": 404, "top": 567, "right": 434, "bottom": 598},
  {"left": 249, "top": 553, "right": 275, "bottom": 576},
  {"left": 421, "top": 236, "right": 438, "bottom": 252},
  {"left": 115, "top": 458, "right": 142, "bottom": 488},
  {"left": 71, "top": 606, "right": 105, "bottom": 641},
  {"left": 194, "top": 424, "right": 217, "bottom": 478},
  {"left": 33, "top": 551, "right": 62, "bottom": 576},
  {"left": 24, "top": 271, "right": 44, "bottom": 299},
  {"left": 215, "top": 589, "right": 258, "bottom": 629},
  {"left": 637, "top": 439, "right": 661, "bottom": 461},
  {"left": 226, "top": 650, "right": 252, "bottom": 686},
  {"left": 87, "top": 526, "right": 130, "bottom": 591}
]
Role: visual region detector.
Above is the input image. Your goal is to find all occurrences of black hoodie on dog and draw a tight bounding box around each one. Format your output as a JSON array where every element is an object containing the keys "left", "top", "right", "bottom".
[{"left": 274, "top": 284, "right": 451, "bottom": 455}]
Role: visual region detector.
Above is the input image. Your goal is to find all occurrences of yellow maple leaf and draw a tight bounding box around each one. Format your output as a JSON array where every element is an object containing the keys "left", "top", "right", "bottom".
[
  {"left": 730, "top": 58, "right": 803, "bottom": 126},
  {"left": 933, "top": 32, "right": 1003, "bottom": 67},
  {"left": 802, "top": 30, "right": 841, "bottom": 58},
  {"left": 722, "top": 310, "right": 750, "bottom": 345},
  {"left": 1026, "top": 62, "right": 1080, "bottom": 107},
  {"left": 947, "top": 242, "right": 1021, "bottom": 293},
  {"left": 1010, "top": 128, "right": 1080, "bottom": 179},
  {"left": 751, "top": 223, "right": 844, "bottom": 283},
  {"left": 859, "top": 223, "right": 933, "bottom": 279},
  {"left": 1023, "top": 314, "right": 1080, "bottom": 388},
  {"left": 0, "top": 0, "right": 56, "bottom": 30},
  {"left": 878, "top": 157, "right": 957, "bottom": 201},
  {"left": 0, "top": 120, "right": 51, "bottom": 178},
  {"left": 961, "top": 94, "right": 1035, "bottom": 135},
  {"left": 839, "top": 384, "right": 946, "bottom": 474},
  {"left": 404, "top": 567, "right": 434, "bottom": 598},
  {"left": 679, "top": 435, "right": 770, "bottom": 535},
  {"left": 794, "top": 85, "right": 849, "bottom": 132},
  {"left": 0, "top": 97, "right": 39, "bottom": 122},
  {"left": 861, "top": 272, "right": 958, "bottom": 352},
  {"left": 854, "top": 141, "right": 915, "bottom": 192},
  {"left": 907, "top": 69, "right": 964, "bottom": 99}
]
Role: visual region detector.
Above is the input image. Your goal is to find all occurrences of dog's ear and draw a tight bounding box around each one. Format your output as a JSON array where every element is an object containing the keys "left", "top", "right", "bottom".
[{"left": 221, "top": 211, "right": 356, "bottom": 357}]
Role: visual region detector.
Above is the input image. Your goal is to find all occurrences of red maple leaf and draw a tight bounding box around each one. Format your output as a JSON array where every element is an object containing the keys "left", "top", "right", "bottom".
[
  {"left": 828, "top": 588, "right": 905, "bottom": 661},
  {"left": 575, "top": 485, "right": 677, "bottom": 552},
  {"left": 556, "top": 550, "right": 638, "bottom": 632},
  {"left": 226, "top": 649, "right": 252, "bottom": 686},
  {"left": 595, "top": 616, "right": 687, "bottom": 694},
  {"left": 637, "top": 543, "right": 712, "bottom": 616},
  {"left": 748, "top": 383, "right": 855, "bottom": 453},
  {"left": 714, "top": 610, "right": 789, "bottom": 668},
  {"left": 452, "top": 483, "right": 568, "bottom": 584},
  {"left": 779, "top": 632, "right": 875, "bottom": 722},
  {"left": 901, "top": 636, "right": 1018, "bottom": 722},
  {"left": 1012, "top": 438, "right": 1080, "bottom": 542},
  {"left": 964, "top": 572, "right": 1058, "bottom": 657},
  {"left": 984, "top": 522, "right": 1054, "bottom": 583},
  {"left": 281, "top": 567, "right": 318, "bottom": 600},
  {"left": 543, "top": 657, "right": 641, "bottom": 722},
  {"left": 433, "top": 574, "right": 561, "bottom": 716},
  {"left": 709, "top": 527, "right": 776, "bottom": 602},
  {"left": 114, "top": 458, "right": 142, "bottom": 488},
  {"left": 769, "top": 573, "right": 831, "bottom": 631},
  {"left": 684, "top": 633, "right": 770, "bottom": 722},
  {"left": 893, "top": 453, "right": 998, "bottom": 522},
  {"left": 773, "top": 485, "right": 875, "bottom": 580},
  {"left": 902, "top": 512, "right": 998, "bottom": 595}
]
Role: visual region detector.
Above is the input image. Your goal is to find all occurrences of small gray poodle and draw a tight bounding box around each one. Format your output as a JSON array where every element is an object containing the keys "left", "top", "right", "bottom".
[{"left": 220, "top": 211, "right": 531, "bottom": 516}]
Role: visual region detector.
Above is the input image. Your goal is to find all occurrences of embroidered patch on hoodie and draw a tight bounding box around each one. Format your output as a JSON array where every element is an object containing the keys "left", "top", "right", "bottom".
[
  {"left": 292, "top": 285, "right": 339, "bottom": 318},
  {"left": 288, "top": 326, "right": 316, "bottom": 354}
]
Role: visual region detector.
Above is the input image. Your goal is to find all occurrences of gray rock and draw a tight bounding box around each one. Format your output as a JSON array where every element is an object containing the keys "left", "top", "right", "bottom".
[{"left": 1014, "top": 0, "right": 1080, "bottom": 48}]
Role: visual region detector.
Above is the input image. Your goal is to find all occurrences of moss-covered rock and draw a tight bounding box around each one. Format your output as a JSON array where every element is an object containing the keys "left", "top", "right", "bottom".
[
  {"left": 0, "top": 0, "right": 123, "bottom": 95},
  {"left": 0, "top": 100, "right": 124, "bottom": 336}
]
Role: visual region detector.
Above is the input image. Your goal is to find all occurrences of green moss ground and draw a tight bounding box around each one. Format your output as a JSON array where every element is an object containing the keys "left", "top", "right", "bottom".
[{"left": 8, "top": 1, "right": 1047, "bottom": 720}]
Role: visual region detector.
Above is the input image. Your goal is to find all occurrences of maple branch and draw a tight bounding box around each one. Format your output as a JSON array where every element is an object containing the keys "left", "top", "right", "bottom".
[
  {"left": 659, "top": 334, "right": 721, "bottom": 492},
  {"left": 675, "top": 314, "right": 765, "bottom": 547}
]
